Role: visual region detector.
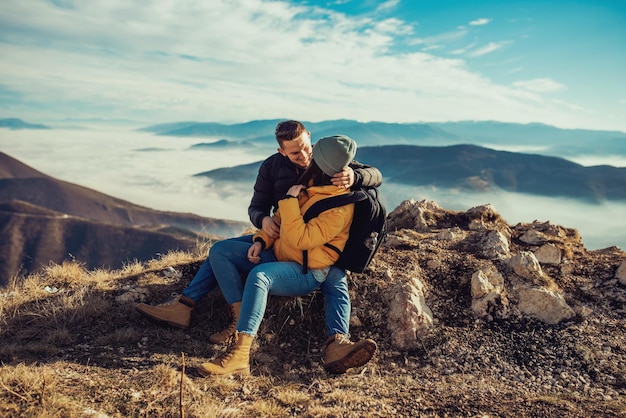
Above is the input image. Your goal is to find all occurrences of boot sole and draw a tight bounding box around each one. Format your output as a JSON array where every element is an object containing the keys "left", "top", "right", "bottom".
[
  {"left": 135, "top": 306, "right": 190, "bottom": 330},
  {"left": 198, "top": 367, "right": 250, "bottom": 377},
  {"left": 324, "top": 340, "right": 377, "bottom": 374}
]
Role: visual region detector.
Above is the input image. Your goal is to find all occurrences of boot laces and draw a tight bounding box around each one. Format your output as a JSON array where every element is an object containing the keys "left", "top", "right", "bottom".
[
  {"left": 217, "top": 333, "right": 239, "bottom": 366},
  {"left": 335, "top": 334, "right": 353, "bottom": 346}
]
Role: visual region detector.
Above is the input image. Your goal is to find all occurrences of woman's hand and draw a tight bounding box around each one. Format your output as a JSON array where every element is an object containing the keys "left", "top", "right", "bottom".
[
  {"left": 286, "top": 184, "right": 305, "bottom": 197},
  {"left": 331, "top": 166, "right": 355, "bottom": 189},
  {"left": 247, "top": 241, "right": 263, "bottom": 264},
  {"left": 261, "top": 216, "right": 280, "bottom": 239}
]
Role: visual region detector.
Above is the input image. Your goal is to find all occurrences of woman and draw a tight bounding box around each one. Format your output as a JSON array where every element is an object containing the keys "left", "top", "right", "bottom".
[{"left": 199, "top": 134, "right": 376, "bottom": 376}]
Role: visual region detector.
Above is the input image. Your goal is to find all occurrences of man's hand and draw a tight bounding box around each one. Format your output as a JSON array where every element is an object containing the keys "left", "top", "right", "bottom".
[
  {"left": 286, "top": 184, "right": 304, "bottom": 198},
  {"left": 331, "top": 166, "right": 355, "bottom": 189},
  {"left": 247, "top": 242, "right": 263, "bottom": 264},
  {"left": 261, "top": 216, "right": 280, "bottom": 239}
]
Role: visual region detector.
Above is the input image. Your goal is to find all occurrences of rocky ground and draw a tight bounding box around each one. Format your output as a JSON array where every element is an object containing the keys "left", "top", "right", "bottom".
[{"left": 1, "top": 199, "right": 625, "bottom": 417}]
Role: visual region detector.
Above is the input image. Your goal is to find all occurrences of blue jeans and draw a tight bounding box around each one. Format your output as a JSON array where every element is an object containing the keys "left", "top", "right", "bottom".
[
  {"left": 185, "top": 234, "right": 351, "bottom": 337},
  {"left": 237, "top": 261, "right": 321, "bottom": 336},
  {"left": 181, "top": 235, "right": 254, "bottom": 301}
]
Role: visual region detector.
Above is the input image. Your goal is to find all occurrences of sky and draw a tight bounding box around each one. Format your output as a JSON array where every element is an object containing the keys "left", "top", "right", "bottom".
[{"left": 1, "top": 0, "right": 625, "bottom": 132}]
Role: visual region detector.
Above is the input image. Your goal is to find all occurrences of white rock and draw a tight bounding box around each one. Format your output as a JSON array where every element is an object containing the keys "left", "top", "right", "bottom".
[
  {"left": 471, "top": 266, "right": 508, "bottom": 320},
  {"left": 508, "top": 251, "right": 544, "bottom": 280},
  {"left": 385, "top": 277, "right": 433, "bottom": 350},
  {"left": 482, "top": 230, "right": 511, "bottom": 259},
  {"left": 517, "top": 287, "right": 575, "bottom": 324}
]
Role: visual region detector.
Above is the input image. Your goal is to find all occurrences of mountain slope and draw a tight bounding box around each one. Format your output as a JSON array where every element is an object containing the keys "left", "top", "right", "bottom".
[
  {"left": 356, "top": 144, "right": 626, "bottom": 201},
  {"left": 0, "top": 152, "right": 250, "bottom": 282},
  {"left": 0, "top": 200, "right": 203, "bottom": 284},
  {"left": 0, "top": 152, "right": 247, "bottom": 236}
]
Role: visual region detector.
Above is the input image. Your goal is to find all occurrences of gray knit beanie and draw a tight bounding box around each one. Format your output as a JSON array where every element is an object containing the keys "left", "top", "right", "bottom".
[{"left": 312, "top": 135, "right": 357, "bottom": 176}]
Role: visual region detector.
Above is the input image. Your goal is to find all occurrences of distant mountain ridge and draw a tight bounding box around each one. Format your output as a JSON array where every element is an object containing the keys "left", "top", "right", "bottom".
[
  {"left": 195, "top": 144, "right": 626, "bottom": 202},
  {"left": 0, "top": 117, "right": 50, "bottom": 130},
  {"left": 0, "top": 152, "right": 249, "bottom": 284},
  {"left": 7, "top": 117, "right": 625, "bottom": 160},
  {"left": 140, "top": 119, "right": 626, "bottom": 161}
]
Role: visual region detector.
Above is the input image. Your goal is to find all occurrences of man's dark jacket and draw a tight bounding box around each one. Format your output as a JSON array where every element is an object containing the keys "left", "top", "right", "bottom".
[{"left": 248, "top": 153, "right": 383, "bottom": 229}]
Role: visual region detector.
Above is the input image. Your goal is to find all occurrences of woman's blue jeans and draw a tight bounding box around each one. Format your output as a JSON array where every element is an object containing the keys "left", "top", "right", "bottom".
[
  {"left": 182, "top": 234, "right": 351, "bottom": 337},
  {"left": 236, "top": 262, "right": 349, "bottom": 337}
]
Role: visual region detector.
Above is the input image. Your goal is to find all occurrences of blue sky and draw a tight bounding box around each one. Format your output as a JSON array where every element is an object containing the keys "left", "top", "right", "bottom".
[{"left": 1, "top": 0, "right": 625, "bottom": 131}]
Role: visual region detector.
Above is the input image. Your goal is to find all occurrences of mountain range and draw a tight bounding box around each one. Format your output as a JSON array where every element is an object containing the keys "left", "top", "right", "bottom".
[
  {"left": 195, "top": 144, "right": 626, "bottom": 203},
  {"left": 0, "top": 152, "right": 249, "bottom": 285},
  {"left": 139, "top": 118, "right": 626, "bottom": 161}
]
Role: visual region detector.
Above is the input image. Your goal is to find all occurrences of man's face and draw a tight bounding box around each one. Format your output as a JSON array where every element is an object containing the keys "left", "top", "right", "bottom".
[{"left": 278, "top": 131, "right": 312, "bottom": 169}]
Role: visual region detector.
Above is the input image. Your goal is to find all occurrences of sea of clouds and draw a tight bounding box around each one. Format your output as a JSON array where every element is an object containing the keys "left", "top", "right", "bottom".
[{"left": 2, "top": 127, "right": 625, "bottom": 250}]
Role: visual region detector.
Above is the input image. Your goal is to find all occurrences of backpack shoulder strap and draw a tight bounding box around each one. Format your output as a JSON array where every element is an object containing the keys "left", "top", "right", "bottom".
[
  {"left": 300, "top": 190, "right": 367, "bottom": 273},
  {"left": 303, "top": 190, "right": 367, "bottom": 222}
]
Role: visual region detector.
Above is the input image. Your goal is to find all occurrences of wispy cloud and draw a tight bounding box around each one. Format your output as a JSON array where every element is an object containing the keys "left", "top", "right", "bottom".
[
  {"left": 468, "top": 41, "right": 511, "bottom": 57},
  {"left": 469, "top": 18, "right": 491, "bottom": 26},
  {"left": 375, "top": 0, "right": 400, "bottom": 13},
  {"left": 514, "top": 79, "right": 566, "bottom": 93}
]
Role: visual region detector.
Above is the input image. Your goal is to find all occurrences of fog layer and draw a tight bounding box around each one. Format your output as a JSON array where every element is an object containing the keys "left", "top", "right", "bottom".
[{"left": 1, "top": 128, "right": 624, "bottom": 250}]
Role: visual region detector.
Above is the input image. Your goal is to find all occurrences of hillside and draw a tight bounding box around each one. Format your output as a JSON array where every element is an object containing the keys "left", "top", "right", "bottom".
[
  {"left": 0, "top": 152, "right": 249, "bottom": 282},
  {"left": 0, "top": 152, "right": 247, "bottom": 236},
  {"left": 1, "top": 201, "right": 624, "bottom": 417},
  {"left": 0, "top": 200, "right": 205, "bottom": 285}
]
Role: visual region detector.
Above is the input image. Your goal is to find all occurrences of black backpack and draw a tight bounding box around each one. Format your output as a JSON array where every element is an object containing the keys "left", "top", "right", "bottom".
[{"left": 302, "top": 188, "right": 387, "bottom": 273}]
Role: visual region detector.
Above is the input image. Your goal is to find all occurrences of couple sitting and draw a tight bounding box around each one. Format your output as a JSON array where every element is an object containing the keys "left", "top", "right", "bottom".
[{"left": 136, "top": 121, "right": 381, "bottom": 376}]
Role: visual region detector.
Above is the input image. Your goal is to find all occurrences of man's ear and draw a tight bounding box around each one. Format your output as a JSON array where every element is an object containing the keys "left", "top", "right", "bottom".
[{"left": 277, "top": 147, "right": 286, "bottom": 157}]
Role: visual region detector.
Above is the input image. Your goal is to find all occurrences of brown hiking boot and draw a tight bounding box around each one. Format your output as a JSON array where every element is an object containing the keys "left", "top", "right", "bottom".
[
  {"left": 135, "top": 295, "right": 195, "bottom": 329},
  {"left": 323, "top": 334, "right": 377, "bottom": 374},
  {"left": 199, "top": 332, "right": 253, "bottom": 376},
  {"left": 209, "top": 302, "right": 242, "bottom": 344}
]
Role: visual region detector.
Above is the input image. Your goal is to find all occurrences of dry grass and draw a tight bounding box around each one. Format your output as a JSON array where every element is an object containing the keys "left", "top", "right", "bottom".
[{"left": 1, "top": 240, "right": 625, "bottom": 417}]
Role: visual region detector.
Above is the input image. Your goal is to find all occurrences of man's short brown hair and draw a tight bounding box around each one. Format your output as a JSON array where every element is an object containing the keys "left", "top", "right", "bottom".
[{"left": 275, "top": 120, "right": 307, "bottom": 147}]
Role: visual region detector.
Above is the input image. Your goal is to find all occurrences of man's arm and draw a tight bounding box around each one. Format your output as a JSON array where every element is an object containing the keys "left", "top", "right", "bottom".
[
  {"left": 348, "top": 160, "right": 383, "bottom": 189},
  {"left": 248, "top": 159, "right": 275, "bottom": 229}
]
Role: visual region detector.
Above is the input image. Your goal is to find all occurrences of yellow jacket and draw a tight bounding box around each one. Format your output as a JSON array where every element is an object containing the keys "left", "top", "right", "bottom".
[{"left": 253, "top": 185, "right": 355, "bottom": 269}]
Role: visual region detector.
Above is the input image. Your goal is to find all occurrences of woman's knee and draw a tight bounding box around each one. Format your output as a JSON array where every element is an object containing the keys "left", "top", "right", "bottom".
[{"left": 249, "top": 267, "right": 272, "bottom": 287}]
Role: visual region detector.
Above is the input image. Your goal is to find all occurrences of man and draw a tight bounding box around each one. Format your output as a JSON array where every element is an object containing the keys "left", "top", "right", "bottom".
[{"left": 136, "top": 120, "right": 383, "bottom": 373}]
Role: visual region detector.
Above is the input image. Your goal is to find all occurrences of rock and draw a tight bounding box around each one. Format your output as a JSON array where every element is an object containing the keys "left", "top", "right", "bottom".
[
  {"left": 350, "top": 313, "right": 363, "bottom": 327},
  {"left": 616, "top": 260, "right": 626, "bottom": 286},
  {"left": 384, "top": 229, "right": 423, "bottom": 248},
  {"left": 466, "top": 204, "right": 509, "bottom": 234},
  {"left": 517, "top": 287, "right": 575, "bottom": 324},
  {"left": 508, "top": 251, "right": 544, "bottom": 280},
  {"left": 534, "top": 244, "right": 562, "bottom": 265},
  {"left": 471, "top": 266, "right": 508, "bottom": 320},
  {"left": 386, "top": 199, "right": 444, "bottom": 232},
  {"left": 520, "top": 230, "right": 549, "bottom": 245},
  {"left": 115, "top": 287, "right": 148, "bottom": 303},
  {"left": 385, "top": 277, "right": 433, "bottom": 350},
  {"left": 481, "top": 230, "right": 511, "bottom": 259},
  {"left": 436, "top": 227, "right": 464, "bottom": 241}
]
